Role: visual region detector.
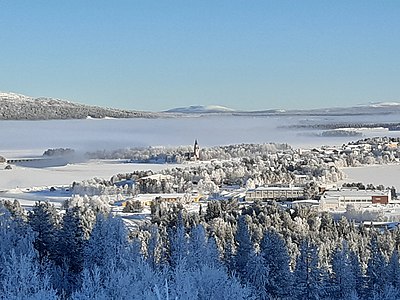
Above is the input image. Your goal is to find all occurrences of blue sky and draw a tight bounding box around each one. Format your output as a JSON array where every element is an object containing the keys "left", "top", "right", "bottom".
[{"left": 0, "top": 1, "right": 399, "bottom": 111}]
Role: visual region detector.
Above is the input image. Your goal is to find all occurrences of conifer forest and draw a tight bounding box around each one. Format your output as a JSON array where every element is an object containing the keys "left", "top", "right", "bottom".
[{"left": 2, "top": 198, "right": 400, "bottom": 300}]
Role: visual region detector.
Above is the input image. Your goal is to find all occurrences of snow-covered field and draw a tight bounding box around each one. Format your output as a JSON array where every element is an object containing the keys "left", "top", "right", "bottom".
[
  {"left": 0, "top": 160, "right": 174, "bottom": 190},
  {"left": 340, "top": 164, "right": 400, "bottom": 191},
  {"left": 0, "top": 160, "right": 175, "bottom": 208}
]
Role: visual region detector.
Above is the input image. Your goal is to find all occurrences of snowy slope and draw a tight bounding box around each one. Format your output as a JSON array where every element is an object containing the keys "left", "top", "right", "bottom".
[
  {"left": 359, "top": 102, "right": 400, "bottom": 108},
  {"left": 305, "top": 101, "right": 400, "bottom": 115},
  {"left": 248, "top": 101, "right": 400, "bottom": 116},
  {"left": 0, "top": 91, "right": 158, "bottom": 120},
  {"left": 165, "top": 105, "right": 236, "bottom": 113},
  {"left": 2, "top": 90, "right": 400, "bottom": 119}
]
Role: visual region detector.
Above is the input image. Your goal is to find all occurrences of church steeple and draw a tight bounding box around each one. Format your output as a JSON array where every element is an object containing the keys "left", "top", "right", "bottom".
[{"left": 194, "top": 139, "right": 200, "bottom": 161}]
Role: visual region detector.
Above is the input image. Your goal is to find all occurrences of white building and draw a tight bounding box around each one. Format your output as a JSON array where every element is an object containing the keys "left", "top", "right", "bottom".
[
  {"left": 320, "top": 189, "right": 391, "bottom": 210},
  {"left": 131, "top": 192, "right": 201, "bottom": 207},
  {"left": 245, "top": 184, "right": 306, "bottom": 201}
]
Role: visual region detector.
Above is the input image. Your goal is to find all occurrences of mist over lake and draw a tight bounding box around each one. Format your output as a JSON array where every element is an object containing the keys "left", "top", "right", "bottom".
[{"left": 2, "top": 114, "right": 400, "bottom": 157}]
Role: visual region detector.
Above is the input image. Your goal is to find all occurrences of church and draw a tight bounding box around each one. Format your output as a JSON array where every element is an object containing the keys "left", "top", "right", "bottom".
[{"left": 186, "top": 140, "right": 200, "bottom": 161}]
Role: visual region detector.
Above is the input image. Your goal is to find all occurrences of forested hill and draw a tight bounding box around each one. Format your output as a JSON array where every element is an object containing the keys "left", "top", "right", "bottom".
[{"left": 0, "top": 92, "right": 158, "bottom": 120}]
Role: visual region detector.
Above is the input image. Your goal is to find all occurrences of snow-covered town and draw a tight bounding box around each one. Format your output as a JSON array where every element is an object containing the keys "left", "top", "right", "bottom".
[
  {"left": 3, "top": 137, "right": 400, "bottom": 213},
  {"left": 3, "top": 129, "right": 400, "bottom": 298},
  {"left": 2, "top": 1, "right": 400, "bottom": 299}
]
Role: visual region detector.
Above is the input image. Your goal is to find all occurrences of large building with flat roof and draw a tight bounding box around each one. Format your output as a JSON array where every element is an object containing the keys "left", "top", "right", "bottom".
[
  {"left": 320, "top": 189, "right": 391, "bottom": 210},
  {"left": 129, "top": 192, "right": 202, "bottom": 207},
  {"left": 245, "top": 184, "right": 306, "bottom": 201}
]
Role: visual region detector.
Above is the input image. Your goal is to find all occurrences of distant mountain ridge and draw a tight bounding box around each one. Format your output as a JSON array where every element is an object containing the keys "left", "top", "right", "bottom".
[
  {"left": 0, "top": 92, "right": 157, "bottom": 120},
  {"left": 166, "top": 101, "right": 400, "bottom": 116},
  {"left": 359, "top": 102, "right": 400, "bottom": 108},
  {"left": 165, "top": 105, "right": 236, "bottom": 113},
  {"left": 2, "top": 91, "right": 400, "bottom": 120}
]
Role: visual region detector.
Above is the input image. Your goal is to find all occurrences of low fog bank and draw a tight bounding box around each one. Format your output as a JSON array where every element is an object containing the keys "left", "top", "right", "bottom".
[{"left": 2, "top": 115, "right": 400, "bottom": 158}]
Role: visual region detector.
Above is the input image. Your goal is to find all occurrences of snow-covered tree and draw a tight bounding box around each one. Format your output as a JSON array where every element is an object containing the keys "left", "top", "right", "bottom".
[
  {"left": 0, "top": 206, "right": 33, "bottom": 264},
  {"left": 28, "top": 202, "right": 59, "bottom": 262},
  {"left": 331, "top": 242, "right": 358, "bottom": 299},
  {"left": 57, "top": 206, "right": 87, "bottom": 272},
  {"left": 168, "top": 213, "right": 188, "bottom": 267},
  {"left": 245, "top": 252, "right": 269, "bottom": 299},
  {"left": 234, "top": 216, "right": 254, "bottom": 278},
  {"left": 1, "top": 251, "right": 58, "bottom": 300},
  {"left": 260, "top": 230, "right": 293, "bottom": 299},
  {"left": 365, "top": 238, "right": 390, "bottom": 298},
  {"left": 170, "top": 257, "right": 251, "bottom": 300},
  {"left": 73, "top": 260, "right": 163, "bottom": 300},
  {"left": 84, "top": 214, "right": 130, "bottom": 270},
  {"left": 388, "top": 250, "right": 400, "bottom": 289},
  {"left": 146, "top": 225, "right": 162, "bottom": 269},
  {"left": 294, "top": 241, "right": 328, "bottom": 300}
]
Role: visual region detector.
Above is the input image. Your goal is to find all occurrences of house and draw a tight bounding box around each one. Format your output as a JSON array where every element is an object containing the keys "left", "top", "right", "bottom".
[
  {"left": 139, "top": 174, "right": 172, "bottom": 181},
  {"left": 288, "top": 199, "right": 320, "bottom": 208},
  {"left": 113, "top": 179, "right": 134, "bottom": 188},
  {"left": 130, "top": 192, "right": 202, "bottom": 207},
  {"left": 362, "top": 221, "right": 400, "bottom": 231},
  {"left": 320, "top": 188, "right": 392, "bottom": 210},
  {"left": 293, "top": 174, "right": 308, "bottom": 184}
]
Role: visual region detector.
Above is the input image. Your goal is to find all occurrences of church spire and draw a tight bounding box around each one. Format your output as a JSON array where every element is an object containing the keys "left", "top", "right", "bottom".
[{"left": 194, "top": 139, "right": 200, "bottom": 161}]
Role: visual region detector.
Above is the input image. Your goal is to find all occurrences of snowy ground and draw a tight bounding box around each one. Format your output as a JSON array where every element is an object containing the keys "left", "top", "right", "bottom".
[
  {"left": 340, "top": 164, "right": 400, "bottom": 191},
  {"left": 0, "top": 160, "right": 175, "bottom": 208},
  {"left": 0, "top": 186, "right": 72, "bottom": 208},
  {"left": 0, "top": 160, "right": 175, "bottom": 190}
]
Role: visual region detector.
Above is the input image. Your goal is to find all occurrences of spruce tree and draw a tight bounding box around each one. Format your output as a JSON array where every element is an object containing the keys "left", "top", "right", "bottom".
[
  {"left": 146, "top": 225, "right": 161, "bottom": 269},
  {"left": 245, "top": 252, "right": 269, "bottom": 300},
  {"left": 365, "top": 238, "right": 389, "bottom": 297},
  {"left": 234, "top": 216, "right": 253, "bottom": 278},
  {"left": 187, "top": 224, "right": 209, "bottom": 269},
  {"left": 84, "top": 214, "right": 129, "bottom": 270},
  {"left": 57, "top": 206, "right": 86, "bottom": 274},
  {"left": 331, "top": 243, "right": 358, "bottom": 299},
  {"left": 388, "top": 250, "right": 400, "bottom": 289},
  {"left": 28, "top": 202, "right": 59, "bottom": 262},
  {"left": 1, "top": 251, "right": 58, "bottom": 300},
  {"left": 260, "top": 230, "right": 293, "bottom": 299},
  {"left": 348, "top": 249, "right": 364, "bottom": 298},
  {"left": 168, "top": 212, "right": 188, "bottom": 267},
  {"left": 294, "top": 241, "right": 327, "bottom": 300}
]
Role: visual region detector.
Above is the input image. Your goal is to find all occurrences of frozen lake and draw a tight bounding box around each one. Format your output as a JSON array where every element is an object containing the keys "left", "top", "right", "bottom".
[{"left": 2, "top": 114, "right": 400, "bottom": 157}]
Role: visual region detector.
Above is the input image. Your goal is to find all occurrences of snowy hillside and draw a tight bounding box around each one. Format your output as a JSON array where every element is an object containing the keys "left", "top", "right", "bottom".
[
  {"left": 165, "top": 105, "right": 236, "bottom": 113},
  {"left": 0, "top": 92, "right": 157, "bottom": 120},
  {"left": 245, "top": 101, "right": 400, "bottom": 116},
  {"left": 2, "top": 91, "right": 400, "bottom": 120},
  {"left": 359, "top": 102, "right": 400, "bottom": 108},
  {"left": 303, "top": 101, "right": 400, "bottom": 115}
]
